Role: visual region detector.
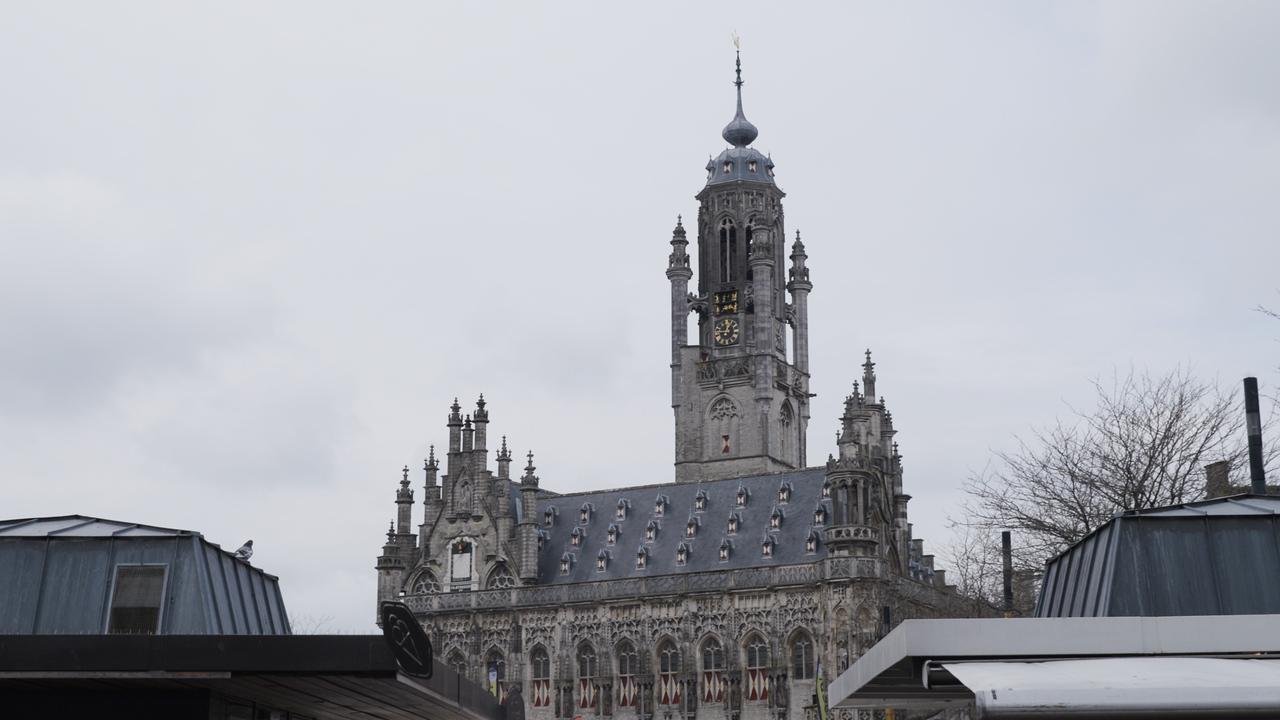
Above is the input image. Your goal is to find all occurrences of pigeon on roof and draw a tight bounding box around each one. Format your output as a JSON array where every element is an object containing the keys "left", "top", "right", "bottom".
[{"left": 234, "top": 539, "right": 253, "bottom": 560}]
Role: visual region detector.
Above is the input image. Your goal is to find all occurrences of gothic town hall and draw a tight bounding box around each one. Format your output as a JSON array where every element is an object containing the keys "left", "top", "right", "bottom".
[{"left": 376, "top": 54, "right": 969, "bottom": 720}]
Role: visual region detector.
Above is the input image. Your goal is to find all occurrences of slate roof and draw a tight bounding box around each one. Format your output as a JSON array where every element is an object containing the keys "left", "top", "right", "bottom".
[
  {"left": 1036, "top": 494, "right": 1280, "bottom": 618},
  {"left": 536, "top": 467, "right": 829, "bottom": 584}
]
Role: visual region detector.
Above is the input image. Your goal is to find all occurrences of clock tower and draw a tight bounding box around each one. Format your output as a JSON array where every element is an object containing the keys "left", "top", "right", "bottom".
[{"left": 667, "top": 51, "right": 812, "bottom": 483}]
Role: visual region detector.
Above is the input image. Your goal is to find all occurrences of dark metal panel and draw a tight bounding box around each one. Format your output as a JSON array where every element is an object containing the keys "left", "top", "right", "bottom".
[
  {"left": 33, "top": 539, "right": 113, "bottom": 633},
  {"left": 1135, "top": 518, "right": 1220, "bottom": 616},
  {"left": 234, "top": 560, "right": 263, "bottom": 634},
  {"left": 247, "top": 569, "right": 273, "bottom": 634},
  {"left": 1206, "top": 516, "right": 1280, "bottom": 614},
  {"left": 1067, "top": 532, "right": 1097, "bottom": 617},
  {"left": 218, "top": 552, "right": 248, "bottom": 634},
  {"left": 1106, "top": 520, "right": 1146, "bottom": 617},
  {"left": 202, "top": 543, "right": 233, "bottom": 633},
  {"left": 1082, "top": 522, "right": 1112, "bottom": 617},
  {"left": 0, "top": 539, "right": 48, "bottom": 632}
]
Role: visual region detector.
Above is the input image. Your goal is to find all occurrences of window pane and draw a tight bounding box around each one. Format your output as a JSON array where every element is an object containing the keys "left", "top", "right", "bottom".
[{"left": 108, "top": 566, "right": 165, "bottom": 634}]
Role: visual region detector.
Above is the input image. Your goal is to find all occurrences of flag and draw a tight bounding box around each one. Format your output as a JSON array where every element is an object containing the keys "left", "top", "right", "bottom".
[{"left": 815, "top": 660, "right": 828, "bottom": 720}]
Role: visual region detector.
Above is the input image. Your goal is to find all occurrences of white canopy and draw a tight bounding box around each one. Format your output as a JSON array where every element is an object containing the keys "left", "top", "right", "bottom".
[{"left": 944, "top": 657, "right": 1280, "bottom": 718}]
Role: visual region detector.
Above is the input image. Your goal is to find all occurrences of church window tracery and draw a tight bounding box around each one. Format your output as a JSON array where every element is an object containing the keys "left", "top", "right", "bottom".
[
  {"left": 744, "top": 635, "right": 770, "bottom": 701},
  {"left": 486, "top": 564, "right": 517, "bottom": 590},
  {"left": 446, "top": 649, "right": 467, "bottom": 677},
  {"left": 702, "top": 637, "right": 726, "bottom": 702},
  {"left": 658, "top": 639, "right": 681, "bottom": 705},
  {"left": 617, "top": 640, "right": 640, "bottom": 707},
  {"left": 485, "top": 648, "right": 507, "bottom": 702},
  {"left": 791, "top": 631, "right": 815, "bottom": 680},
  {"left": 577, "top": 643, "right": 599, "bottom": 709},
  {"left": 411, "top": 571, "right": 441, "bottom": 594},
  {"left": 530, "top": 646, "right": 551, "bottom": 707}
]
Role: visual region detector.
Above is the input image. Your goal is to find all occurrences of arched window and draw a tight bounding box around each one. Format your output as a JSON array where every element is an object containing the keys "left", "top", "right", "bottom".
[
  {"left": 701, "top": 637, "right": 726, "bottom": 702},
  {"left": 530, "top": 646, "right": 551, "bottom": 707},
  {"left": 718, "top": 219, "right": 737, "bottom": 283},
  {"left": 486, "top": 648, "right": 507, "bottom": 702},
  {"left": 447, "top": 649, "right": 467, "bottom": 677},
  {"left": 658, "top": 639, "right": 681, "bottom": 705},
  {"left": 779, "top": 401, "right": 795, "bottom": 461},
  {"left": 411, "top": 571, "right": 441, "bottom": 594},
  {"left": 744, "top": 635, "right": 770, "bottom": 701},
  {"left": 791, "top": 631, "right": 815, "bottom": 680},
  {"left": 486, "top": 564, "right": 517, "bottom": 590},
  {"left": 577, "top": 642, "right": 599, "bottom": 709},
  {"left": 617, "top": 640, "right": 639, "bottom": 707}
]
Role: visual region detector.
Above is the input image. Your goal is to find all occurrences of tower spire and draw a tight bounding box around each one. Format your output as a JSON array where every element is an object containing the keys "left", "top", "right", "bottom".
[{"left": 722, "top": 43, "right": 758, "bottom": 148}]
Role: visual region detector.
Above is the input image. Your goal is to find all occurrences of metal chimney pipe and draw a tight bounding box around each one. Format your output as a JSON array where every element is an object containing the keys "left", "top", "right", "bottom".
[
  {"left": 1001, "top": 530, "right": 1014, "bottom": 615},
  {"left": 1245, "top": 377, "right": 1266, "bottom": 495}
]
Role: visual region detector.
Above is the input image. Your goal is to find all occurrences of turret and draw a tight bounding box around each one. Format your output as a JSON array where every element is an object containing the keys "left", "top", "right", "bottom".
[
  {"left": 497, "top": 436, "right": 512, "bottom": 479},
  {"left": 447, "top": 398, "right": 463, "bottom": 452},
  {"left": 395, "top": 465, "right": 415, "bottom": 545},
  {"left": 473, "top": 394, "right": 489, "bottom": 472},
  {"left": 788, "top": 232, "right": 812, "bottom": 374},
  {"left": 375, "top": 520, "right": 406, "bottom": 614},
  {"left": 419, "top": 446, "right": 440, "bottom": 553},
  {"left": 517, "top": 451, "right": 541, "bottom": 583}
]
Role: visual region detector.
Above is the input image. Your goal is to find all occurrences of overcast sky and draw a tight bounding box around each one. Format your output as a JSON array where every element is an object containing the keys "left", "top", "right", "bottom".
[{"left": 3, "top": 2, "right": 1277, "bottom": 632}]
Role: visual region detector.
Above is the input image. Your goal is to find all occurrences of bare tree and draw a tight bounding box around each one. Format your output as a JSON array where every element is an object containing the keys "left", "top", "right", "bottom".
[{"left": 959, "top": 368, "right": 1277, "bottom": 571}]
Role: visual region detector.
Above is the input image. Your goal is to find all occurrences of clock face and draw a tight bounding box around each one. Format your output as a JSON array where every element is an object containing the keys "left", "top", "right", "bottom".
[{"left": 713, "top": 318, "right": 740, "bottom": 346}]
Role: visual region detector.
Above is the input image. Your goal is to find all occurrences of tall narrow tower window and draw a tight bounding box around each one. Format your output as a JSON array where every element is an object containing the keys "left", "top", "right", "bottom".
[{"left": 719, "top": 220, "right": 737, "bottom": 283}]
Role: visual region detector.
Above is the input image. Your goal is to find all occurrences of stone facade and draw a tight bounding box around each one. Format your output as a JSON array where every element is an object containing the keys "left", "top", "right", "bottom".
[{"left": 376, "top": 53, "right": 977, "bottom": 720}]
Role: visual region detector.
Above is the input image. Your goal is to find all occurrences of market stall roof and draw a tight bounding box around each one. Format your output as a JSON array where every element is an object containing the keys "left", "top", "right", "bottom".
[
  {"left": 829, "top": 614, "right": 1280, "bottom": 719},
  {"left": 0, "top": 634, "right": 504, "bottom": 720}
]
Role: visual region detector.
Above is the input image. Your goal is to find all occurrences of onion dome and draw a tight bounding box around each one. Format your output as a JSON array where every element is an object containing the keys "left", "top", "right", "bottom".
[{"left": 706, "top": 50, "right": 776, "bottom": 188}]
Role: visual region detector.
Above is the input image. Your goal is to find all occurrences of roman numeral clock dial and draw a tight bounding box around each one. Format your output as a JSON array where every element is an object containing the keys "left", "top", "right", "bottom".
[{"left": 713, "top": 317, "right": 739, "bottom": 346}]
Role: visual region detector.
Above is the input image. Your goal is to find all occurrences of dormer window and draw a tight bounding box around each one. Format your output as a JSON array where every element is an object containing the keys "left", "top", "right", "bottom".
[
  {"left": 814, "top": 506, "right": 827, "bottom": 526},
  {"left": 597, "top": 550, "right": 609, "bottom": 572},
  {"left": 805, "top": 531, "right": 819, "bottom": 554},
  {"left": 748, "top": 160, "right": 758, "bottom": 173},
  {"left": 736, "top": 486, "right": 749, "bottom": 508},
  {"left": 636, "top": 546, "right": 648, "bottom": 570},
  {"left": 777, "top": 483, "right": 792, "bottom": 504},
  {"left": 607, "top": 524, "right": 619, "bottom": 545},
  {"left": 616, "top": 499, "right": 627, "bottom": 521},
  {"left": 722, "top": 161, "right": 732, "bottom": 174},
  {"left": 770, "top": 507, "right": 784, "bottom": 530},
  {"left": 719, "top": 539, "right": 731, "bottom": 562},
  {"left": 570, "top": 527, "right": 584, "bottom": 547},
  {"left": 579, "top": 502, "right": 592, "bottom": 524},
  {"left": 686, "top": 517, "right": 698, "bottom": 539},
  {"left": 537, "top": 529, "right": 549, "bottom": 551},
  {"left": 676, "top": 542, "right": 689, "bottom": 565},
  {"left": 727, "top": 513, "right": 740, "bottom": 535},
  {"left": 544, "top": 507, "right": 555, "bottom": 527},
  {"left": 645, "top": 520, "right": 659, "bottom": 543},
  {"left": 694, "top": 491, "right": 708, "bottom": 513},
  {"left": 560, "top": 553, "right": 573, "bottom": 575},
  {"left": 654, "top": 494, "right": 668, "bottom": 516},
  {"left": 762, "top": 536, "right": 775, "bottom": 558},
  {"left": 821, "top": 480, "right": 831, "bottom": 499},
  {"left": 767, "top": 164, "right": 775, "bottom": 177}
]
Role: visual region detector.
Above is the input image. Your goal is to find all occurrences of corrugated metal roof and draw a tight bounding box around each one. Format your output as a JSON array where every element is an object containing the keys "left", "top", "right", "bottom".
[
  {"left": 1036, "top": 494, "right": 1280, "bottom": 618},
  {"left": 0, "top": 514, "right": 290, "bottom": 635},
  {"left": 0, "top": 515, "right": 195, "bottom": 538}
]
